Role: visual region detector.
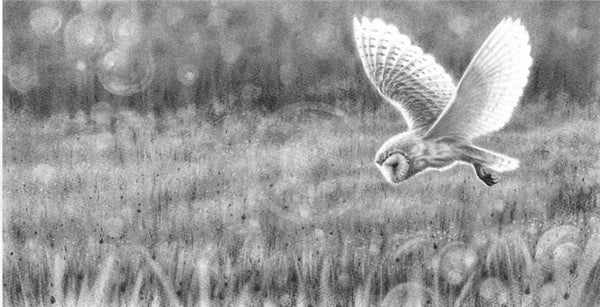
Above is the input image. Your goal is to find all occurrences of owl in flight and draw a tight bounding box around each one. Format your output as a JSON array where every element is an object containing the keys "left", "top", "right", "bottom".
[{"left": 354, "top": 17, "right": 532, "bottom": 186}]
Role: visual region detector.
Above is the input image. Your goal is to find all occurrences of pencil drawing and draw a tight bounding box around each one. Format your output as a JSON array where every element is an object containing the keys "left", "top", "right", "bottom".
[
  {"left": 355, "top": 17, "right": 531, "bottom": 186},
  {"left": 3, "top": 1, "right": 599, "bottom": 306}
]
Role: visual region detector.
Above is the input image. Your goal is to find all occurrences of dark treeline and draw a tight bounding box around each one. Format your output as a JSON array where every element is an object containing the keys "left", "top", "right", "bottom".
[{"left": 3, "top": 1, "right": 600, "bottom": 119}]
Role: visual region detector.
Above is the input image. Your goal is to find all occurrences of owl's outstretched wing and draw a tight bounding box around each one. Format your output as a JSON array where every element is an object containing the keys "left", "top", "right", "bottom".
[
  {"left": 425, "top": 18, "right": 532, "bottom": 141},
  {"left": 354, "top": 16, "right": 456, "bottom": 131}
]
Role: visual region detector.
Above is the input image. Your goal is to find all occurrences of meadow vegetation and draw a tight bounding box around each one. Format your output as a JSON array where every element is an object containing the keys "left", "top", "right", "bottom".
[
  {"left": 3, "top": 97, "right": 600, "bottom": 306},
  {"left": 3, "top": 1, "right": 600, "bottom": 306}
]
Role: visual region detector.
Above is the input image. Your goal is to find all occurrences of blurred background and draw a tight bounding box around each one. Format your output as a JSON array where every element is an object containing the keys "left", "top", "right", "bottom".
[
  {"left": 4, "top": 2, "right": 600, "bottom": 305},
  {"left": 3, "top": 1, "right": 600, "bottom": 120}
]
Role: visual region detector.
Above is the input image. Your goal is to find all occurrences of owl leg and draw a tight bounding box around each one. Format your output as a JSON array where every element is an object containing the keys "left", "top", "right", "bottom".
[{"left": 473, "top": 163, "right": 498, "bottom": 186}]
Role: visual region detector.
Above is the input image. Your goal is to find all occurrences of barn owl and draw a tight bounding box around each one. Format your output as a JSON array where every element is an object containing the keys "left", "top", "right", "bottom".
[{"left": 354, "top": 17, "right": 532, "bottom": 186}]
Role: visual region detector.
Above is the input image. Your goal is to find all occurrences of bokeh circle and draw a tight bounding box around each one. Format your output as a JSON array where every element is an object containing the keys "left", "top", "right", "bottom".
[
  {"left": 109, "top": 7, "right": 144, "bottom": 48},
  {"left": 176, "top": 64, "right": 199, "bottom": 87},
  {"left": 30, "top": 6, "right": 63, "bottom": 38},
  {"left": 7, "top": 64, "right": 39, "bottom": 93},
  {"left": 64, "top": 13, "right": 107, "bottom": 58},
  {"left": 96, "top": 46, "right": 156, "bottom": 96}
]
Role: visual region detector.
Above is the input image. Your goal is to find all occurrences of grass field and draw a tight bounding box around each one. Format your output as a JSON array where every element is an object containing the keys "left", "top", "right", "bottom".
[{"left": 3, "top": 101, "right": 600, "bottom": 306}]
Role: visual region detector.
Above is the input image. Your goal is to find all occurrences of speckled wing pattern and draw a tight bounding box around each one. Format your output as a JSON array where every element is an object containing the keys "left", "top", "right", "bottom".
[
  {"left": 353, "top": 16, "right": 456, "bottom": 131},
  {"left": 425, "top": 18, "right": 532, "bottom": 141}
]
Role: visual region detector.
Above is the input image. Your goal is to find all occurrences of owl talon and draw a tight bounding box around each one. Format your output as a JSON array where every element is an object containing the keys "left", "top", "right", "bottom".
[
  {"left": 474, "top": 164, "right": 498, "bottom": 186},
  {"left": 481, "top": 173, "right": 498, "bottom": 186}
]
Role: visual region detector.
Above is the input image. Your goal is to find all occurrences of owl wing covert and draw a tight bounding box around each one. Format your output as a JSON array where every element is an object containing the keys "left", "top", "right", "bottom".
[
  {"left": 425, "top": 18, "right": 532, "bottom": 141},
  {"left": 353, "top": 16, "right": 456, "bottom": 131}
]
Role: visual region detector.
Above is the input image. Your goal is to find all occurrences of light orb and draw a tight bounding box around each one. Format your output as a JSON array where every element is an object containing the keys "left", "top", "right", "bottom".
[
  {"left": 30, "top": 6, "right": 63, "bottom": 38},
  {"left": 110, "top": 7, "right": 144, "bottom": 48},
  {"left": 176, "top": 64, "right": 199, "bottom": 87},
  {"left": 64, "top": 14, "right": 107, "bottom": 58},
  {"left": 75, "top": 60, "right": 87, "bottom": 72},
  {"left": 220, "top": 40, "right": 242, "bottom": 65},
  {"left": 96, "top": 47, "right": 156, "bottom": 96},
  {"left": 7, "top": 64, "right": 39, "bottom": 93}
]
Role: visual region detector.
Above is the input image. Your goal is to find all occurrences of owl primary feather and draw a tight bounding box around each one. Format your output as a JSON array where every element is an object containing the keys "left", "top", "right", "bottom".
[{"left": 354, "top": 17, "right": 532, "bottom": 186}]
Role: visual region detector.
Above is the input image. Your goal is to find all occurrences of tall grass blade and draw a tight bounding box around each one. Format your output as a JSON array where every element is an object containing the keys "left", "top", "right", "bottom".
[
  {"left": 144, "top": 250, "right": 182, "bottom": 307},
  {"left": 92, "top": 252, "right": 115, "bottom": 306}
]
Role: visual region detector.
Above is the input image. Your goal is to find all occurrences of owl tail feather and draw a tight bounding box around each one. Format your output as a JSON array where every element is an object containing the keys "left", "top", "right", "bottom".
[{"left": 461, "top": 145, "right": 520, "bottom": 173}]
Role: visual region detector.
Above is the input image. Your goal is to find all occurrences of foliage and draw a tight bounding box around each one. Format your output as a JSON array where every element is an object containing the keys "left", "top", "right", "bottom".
[
  {"left": 3, "top": 100, "right": 599, "bottom": 305},
  {"left": 4, "top": 2, "right": 600, "bottom": 305},
  {"left": 3, "top": 1, "right": 600, "bottom": 118}
]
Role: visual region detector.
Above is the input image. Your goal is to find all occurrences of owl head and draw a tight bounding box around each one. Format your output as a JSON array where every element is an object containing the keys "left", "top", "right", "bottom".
[{"left": 374, "top": 132, "right": 420, "bottom": 184}]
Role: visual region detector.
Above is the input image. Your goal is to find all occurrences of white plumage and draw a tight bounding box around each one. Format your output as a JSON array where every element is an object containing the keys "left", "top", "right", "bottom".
[
  {"left": 354, "top": 16, "right": 455, "bottom": 131},
  {"left": 425, "top": 18, "right": 532, "bottom": 141},
  {"left": 354, "top": 16, "right": 532, "bottom": 186}
]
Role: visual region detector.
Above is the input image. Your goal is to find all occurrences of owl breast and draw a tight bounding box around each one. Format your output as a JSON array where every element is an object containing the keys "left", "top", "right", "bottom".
[{"left": 414, "top": 141, "right": 462, "bottom": 170}]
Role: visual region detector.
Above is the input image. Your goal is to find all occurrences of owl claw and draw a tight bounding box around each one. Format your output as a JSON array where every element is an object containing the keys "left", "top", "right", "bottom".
[
  {"left": 481, "top": 172, "right": 499, "bottom": 186},
  {"left": 474, "top": 164, "right": 499, "bottom": 186}
]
